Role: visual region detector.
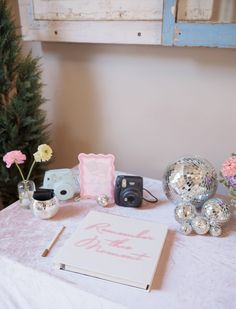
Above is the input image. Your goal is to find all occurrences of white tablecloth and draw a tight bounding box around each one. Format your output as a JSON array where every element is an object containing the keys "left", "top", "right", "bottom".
[{"left": 0, "top": 176, "right": 235, "bottom": 309}]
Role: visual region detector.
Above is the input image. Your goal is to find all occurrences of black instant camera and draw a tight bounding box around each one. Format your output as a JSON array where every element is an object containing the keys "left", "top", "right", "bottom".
[{"left": 115, "top": 175, "right": 143, "bottom": 208}]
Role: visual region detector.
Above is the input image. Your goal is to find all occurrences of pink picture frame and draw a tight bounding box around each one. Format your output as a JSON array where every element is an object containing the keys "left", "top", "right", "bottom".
[{"left": 78, "top": 153, "right": 115, "bottom": 202}]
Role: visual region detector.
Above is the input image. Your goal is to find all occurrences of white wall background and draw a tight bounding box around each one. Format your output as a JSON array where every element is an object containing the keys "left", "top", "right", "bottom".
[{"left": 10, "top": 1, "right": 236, "bottom": 193}]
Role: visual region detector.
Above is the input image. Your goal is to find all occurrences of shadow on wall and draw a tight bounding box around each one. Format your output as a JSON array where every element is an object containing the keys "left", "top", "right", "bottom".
[
  {"left": 40, "top": 42, "right": 236, "bottom": 186},
  {"left": 41, "top": 42, "right": 102, "bottom": 169}
]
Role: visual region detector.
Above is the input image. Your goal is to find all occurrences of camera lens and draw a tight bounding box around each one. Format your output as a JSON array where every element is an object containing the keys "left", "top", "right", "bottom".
[
  {"left": 121, "top": 188, "right": 142, "bottom": 207},
  {"left": 60, "top": 190, "right": 67, "bottom": 195},
  {"left": 54, "top": 182, "right": 74, "bottom": 200},
  {"left": 126, "top": 196, "right": 135, "bottom": 204}
]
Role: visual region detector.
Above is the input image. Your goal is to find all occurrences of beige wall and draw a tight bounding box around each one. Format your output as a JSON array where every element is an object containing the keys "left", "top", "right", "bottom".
[{"left": 10, "top": 1, "right": 236, "bottom": 193}]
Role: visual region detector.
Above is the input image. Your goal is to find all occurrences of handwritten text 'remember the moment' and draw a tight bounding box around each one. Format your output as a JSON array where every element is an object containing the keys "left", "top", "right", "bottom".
[{"left": 74, "top": 222, "right": 154, "bottom": 261}]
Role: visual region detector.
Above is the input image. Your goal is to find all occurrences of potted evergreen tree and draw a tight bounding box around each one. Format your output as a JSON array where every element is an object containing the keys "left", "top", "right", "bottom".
[{"left": 0, "top": 0, "right": 50, "bottom": 209}]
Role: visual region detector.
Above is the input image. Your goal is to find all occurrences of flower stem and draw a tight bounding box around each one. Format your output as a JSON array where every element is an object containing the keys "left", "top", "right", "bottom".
[
  {"left": 26, "top": 160, "right": 36, "bottom": 181},
  {"left": 15, "top": 162, "right": 25, "bottom": 181}
]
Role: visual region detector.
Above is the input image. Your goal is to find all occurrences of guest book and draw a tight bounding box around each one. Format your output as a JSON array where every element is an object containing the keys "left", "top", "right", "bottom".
[{"left": 53, "top": 211, "right": 168, "bottom": 291}]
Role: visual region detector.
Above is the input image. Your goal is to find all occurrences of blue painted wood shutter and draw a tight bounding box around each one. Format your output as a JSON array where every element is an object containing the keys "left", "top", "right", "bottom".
[{"left": 162, "top": 0, "right": 236, "bottom": 48}]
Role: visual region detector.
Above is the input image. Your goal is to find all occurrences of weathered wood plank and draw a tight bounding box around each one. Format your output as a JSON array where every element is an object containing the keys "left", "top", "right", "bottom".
[
  {"left": 178, "top": 0, "right": 214, "bottom": 21},
  {"left": 177, "top": 0, "right": 236, "bottom": 23},
  {"left": 162, "top": 0, "right": 177, "bottom": 45},
  {"left": 18, "top": 0, "right": 162, "bottom": 44},
  {"left": 32, "top": 0, "right": 163, "bottom": 21},
  {"left": 174, "top": 22, "right": 236, "bottom": 47}
]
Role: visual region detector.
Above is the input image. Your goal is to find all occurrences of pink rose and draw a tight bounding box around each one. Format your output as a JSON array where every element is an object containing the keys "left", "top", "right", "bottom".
[
  {"left": 3, "top": 150, "right": 26, "bottom": 168},
  {"left": 221, "top": 156, "right": 236, "bottom": 177}
]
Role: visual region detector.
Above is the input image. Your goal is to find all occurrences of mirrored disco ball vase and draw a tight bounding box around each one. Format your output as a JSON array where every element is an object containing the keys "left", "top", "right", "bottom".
[{"left": 163, "top": 157, "right": 218, "bottom": 208}]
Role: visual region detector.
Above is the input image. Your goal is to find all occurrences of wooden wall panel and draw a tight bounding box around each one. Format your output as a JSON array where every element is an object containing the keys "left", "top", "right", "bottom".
[
  {"left": 177, "top": 0, "right": 236, "bottom": 23},
  {"left": 32, "top": 0, "right": 163, "bottom": 21},
  {"left": 18, "top": 0, "right": 162, "bottom": 44},
  {"left": 163, "top": 0, "right": 236, "bottom": 47},
  {"left": 18, "top": 0, "right": 236, "bottom": 46}
]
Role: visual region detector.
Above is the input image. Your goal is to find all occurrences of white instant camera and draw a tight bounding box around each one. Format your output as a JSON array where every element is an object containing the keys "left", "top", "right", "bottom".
[{"left": 43, "top": 168, "right": 78, "bottom": 201}]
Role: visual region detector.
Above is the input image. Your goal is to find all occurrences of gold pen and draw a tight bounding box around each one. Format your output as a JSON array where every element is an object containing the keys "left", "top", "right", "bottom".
[{"left": 41, "top": 225, "right": 66, "bottom": 257}]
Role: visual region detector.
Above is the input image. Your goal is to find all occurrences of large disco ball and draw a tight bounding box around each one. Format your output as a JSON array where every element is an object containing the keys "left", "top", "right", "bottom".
[{"left": 163, "top": 157, "right": 218, "bottom": 208}]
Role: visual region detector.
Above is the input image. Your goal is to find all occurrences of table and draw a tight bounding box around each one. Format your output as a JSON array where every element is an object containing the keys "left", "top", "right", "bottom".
[{"left": 0, "top": 176, "right": 235, "bottom": 309}]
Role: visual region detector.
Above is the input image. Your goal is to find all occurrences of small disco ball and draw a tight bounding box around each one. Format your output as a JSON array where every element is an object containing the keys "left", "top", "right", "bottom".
[
  {"left": 163, "top": 157, "right": 217, "bottom": 208},
  {"left": 191, "top": 216, "right": 210, "bottom": 235},
  {"left": 174, "top": 203, "right": 196, "bottom": 223},
  {"left": 201, "top": 198, "right": 232, "bottom": 225}
]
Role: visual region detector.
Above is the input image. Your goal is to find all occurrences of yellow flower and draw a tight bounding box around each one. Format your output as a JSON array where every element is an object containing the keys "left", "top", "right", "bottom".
[{"left": 37, "top": 144, "right": 53, "bottom": 162}]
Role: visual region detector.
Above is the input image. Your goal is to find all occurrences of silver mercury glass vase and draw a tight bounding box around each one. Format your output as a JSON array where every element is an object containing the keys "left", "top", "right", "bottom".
[
  {"left": 31, "top": 196, "right": 59, "bottom": 219},
  {"left": 17, "top": 180, "right": 36, "bottom": 209}
]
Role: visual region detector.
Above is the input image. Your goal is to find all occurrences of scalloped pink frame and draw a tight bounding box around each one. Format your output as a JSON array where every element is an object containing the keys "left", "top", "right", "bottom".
[{"left": 78, "top": 153, "right": 115, "bottom": 202}]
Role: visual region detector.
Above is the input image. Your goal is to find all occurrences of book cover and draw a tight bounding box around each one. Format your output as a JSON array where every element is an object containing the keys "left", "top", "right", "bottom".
[{"left": 53, "top": 210, "right": 168, "bottom": 291}]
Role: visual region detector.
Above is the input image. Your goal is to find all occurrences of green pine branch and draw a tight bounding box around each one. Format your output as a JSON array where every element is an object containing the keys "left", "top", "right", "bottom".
[{"left": 0, "top": 0, "right": 50, "bottom": 209}]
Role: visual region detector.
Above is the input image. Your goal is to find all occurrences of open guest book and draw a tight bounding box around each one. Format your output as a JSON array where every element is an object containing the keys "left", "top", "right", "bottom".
[{"left": 53, "top": 210, "right": 168, "bottom": 291}]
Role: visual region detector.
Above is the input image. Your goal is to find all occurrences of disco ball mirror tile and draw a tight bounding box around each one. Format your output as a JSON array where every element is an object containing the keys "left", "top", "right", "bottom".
[{"left": 163, "top": 157, "right": 218, "bottom": 208}]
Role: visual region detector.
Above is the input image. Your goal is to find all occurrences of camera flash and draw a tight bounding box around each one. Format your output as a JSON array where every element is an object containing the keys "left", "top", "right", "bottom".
[{"left": 121, "top": 179, "right": 127, "bottom": 188}]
